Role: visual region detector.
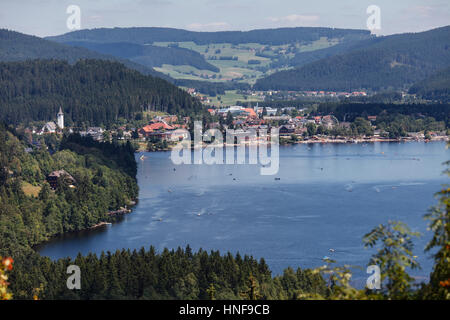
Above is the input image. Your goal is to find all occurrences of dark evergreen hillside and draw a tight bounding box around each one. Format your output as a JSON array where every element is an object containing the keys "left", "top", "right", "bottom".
[
  {"left": 255, "top": 26, "right": 450, "bottom": 91},
  {"left": 409, "top": 67, "right": 450, "bottom": 102},
  {"left": 288, "top": 36, "right": 383, "bottom": 67},
  {"left": 64, "top": 41, "right": 219, "bottom": 72},
  {"left": 315, "top": 103, "right": 450, "bottom": 124},
  {"left": 0, "top": 125, "right": 138, "bottom": 255},
  {"left": 0, "top": 29, "right": 170, "bottom": 80},
  {"left": 47, "top": 26, "right": 371, "bottom": 46},
  {"left": 0, "top": 59, "right": 203, "bottom": 127},
  {"left": 10, "top": 247, "right": 327, "bottom": 300}
]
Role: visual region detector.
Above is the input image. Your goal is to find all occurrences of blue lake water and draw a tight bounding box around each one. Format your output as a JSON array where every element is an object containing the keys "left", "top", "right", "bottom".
[{"left": 38, "top": 141, "right": 449, "bottom": 284}]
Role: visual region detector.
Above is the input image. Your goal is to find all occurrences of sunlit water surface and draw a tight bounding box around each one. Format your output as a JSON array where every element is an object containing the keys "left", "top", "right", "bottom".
[{"left": 38, "top": 142, "right": 449, "bottom": 285}]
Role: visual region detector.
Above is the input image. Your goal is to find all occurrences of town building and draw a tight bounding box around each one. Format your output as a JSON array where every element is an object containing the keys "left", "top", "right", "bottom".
[
  {"left": 38, "top": 107, "right": 64, "bottom": 134},
  {"left": 139, "top": 121, "right": 188, "bottom": 141},
  {"left": 80, "top": 127, "right": 105, "bottom": 141},
  {"left": 39, "top": 122, "right": 58, "bottom": 134},
  {"left": 47, "top": 170, "right": 76, "bottom": 189},
  {"left": 279, "top": 125, "right": 295, "bottom": 136}
]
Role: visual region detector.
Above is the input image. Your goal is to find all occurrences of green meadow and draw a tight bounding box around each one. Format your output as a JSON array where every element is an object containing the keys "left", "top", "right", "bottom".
[{"left": 152, "top": 38, "right": 338, "bottom": 84}]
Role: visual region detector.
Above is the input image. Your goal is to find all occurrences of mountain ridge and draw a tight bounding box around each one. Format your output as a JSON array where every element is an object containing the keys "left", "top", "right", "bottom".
[
  {"left": 0, "top": 28, "right": 171, "bottom": 81},
  {"left": 46, "top": 26, "right": 371, "bottom": 45},
  {"left": 255, "top": 26, "right": 450, "bottom": 91},
  {"left": 62, "top": 41, "right": 220, "bottom": 72}
]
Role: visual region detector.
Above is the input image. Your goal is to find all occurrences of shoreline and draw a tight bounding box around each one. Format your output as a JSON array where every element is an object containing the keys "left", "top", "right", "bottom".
[
  {"left": 89, "top": 221, "right": 112, "bottom": 229},
  {"left": 285, "top": 136, "right": 448, "bottom": 145},
  {"left": 137, "top": 136, "right": 449, "bottom": 152},
  {"left": 34, "top": 203, "right": 137, "bottom": 251}
]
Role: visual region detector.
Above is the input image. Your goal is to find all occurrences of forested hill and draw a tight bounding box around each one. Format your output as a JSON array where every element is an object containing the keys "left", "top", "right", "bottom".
[
  {"left": 255, "top": 26, "right": 450, "bottom": 91},
  {"left": 409, "top": 66, "right": 450, "bottom": 102},
  {"left": 0, "top": 29, "right": 170, "bottom": 80},
  {"left": 288, "top": 36, "right": 385, "bottom": 68},
  {"left": 0, "top": 125, "right": 138, "bottom": 255},
  {"left": 0, "top": 59, "right": 203, "bottom": 126},
  {"left": 47, "top": 26, "right": 371, "bottom": 46},
  {"left": 63, "top": 41, "right": 220, "bottom": 72}
]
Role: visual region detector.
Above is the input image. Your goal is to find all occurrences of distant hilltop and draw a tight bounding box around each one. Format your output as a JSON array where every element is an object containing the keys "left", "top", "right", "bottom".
[{"left": 46, "top": 26, "right": 371, "bottom": 46}]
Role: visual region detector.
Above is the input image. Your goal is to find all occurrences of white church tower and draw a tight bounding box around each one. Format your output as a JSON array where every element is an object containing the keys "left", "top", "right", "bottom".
[{"left": 57, "top": 107, "right": 64, "bottom": 129}]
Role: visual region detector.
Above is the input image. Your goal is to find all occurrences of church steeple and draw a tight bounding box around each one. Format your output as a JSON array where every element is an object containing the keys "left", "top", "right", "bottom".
[{"left": 57, "top": 107, "right": 64, "bottom": 129}]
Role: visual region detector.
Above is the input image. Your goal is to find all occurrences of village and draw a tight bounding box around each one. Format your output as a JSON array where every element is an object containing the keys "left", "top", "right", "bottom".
[{"left": 23, "top": 102, "right": 448, "bottom": 154}]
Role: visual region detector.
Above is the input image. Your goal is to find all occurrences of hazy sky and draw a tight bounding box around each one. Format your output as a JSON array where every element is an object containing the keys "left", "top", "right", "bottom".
[{"left": 0, "top": 0, "right": 449, "bottom": 37}]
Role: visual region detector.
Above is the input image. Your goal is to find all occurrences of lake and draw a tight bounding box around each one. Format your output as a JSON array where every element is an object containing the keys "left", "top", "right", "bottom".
[{"left": 38, "top": 141, "right": 449, "bottom": 284}]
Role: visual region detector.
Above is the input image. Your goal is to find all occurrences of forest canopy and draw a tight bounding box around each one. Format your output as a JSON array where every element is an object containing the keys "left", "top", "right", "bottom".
[
  {"left": 0, "top": 125, "right": 138, "bottom": 255},
  {"left": 255, "top": 26, "right": 450, "bottom": 91},
  {"left": 0, "top": 59, "right": 203, "bottom": 127}
]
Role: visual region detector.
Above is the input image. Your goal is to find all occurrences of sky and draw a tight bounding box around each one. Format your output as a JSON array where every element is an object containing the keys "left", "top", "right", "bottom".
[{"left": 0, "top": 0, "right": 449, "bottom": 37}]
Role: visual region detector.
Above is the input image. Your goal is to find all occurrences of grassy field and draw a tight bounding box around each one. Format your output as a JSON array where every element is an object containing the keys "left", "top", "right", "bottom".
[
  {"left": 298, "top": 37, "right": 339, "bottom": 52},
  {"left": 22, "top": 182, "right": 41, "bottom": 197},
  {"left": 154, "top": 38, "right": 339, "bottom": 105},
  {"left": 155, "top": 62, "right": 264, "bottom": 83},
  {"left": 136, "top": 141, "right": 148, "bottom": 152},
  {"left": 142, "top": 110, "right": 170, "bottom": 118},
  {"left": 152, "top": 39, "right": 338, "bottom": 84},
  {"left": 154, "top": 64, "right": 219, "bottom": 81},
  {"left": 207, "top": 90, "right": 264, "bottom": 107}
]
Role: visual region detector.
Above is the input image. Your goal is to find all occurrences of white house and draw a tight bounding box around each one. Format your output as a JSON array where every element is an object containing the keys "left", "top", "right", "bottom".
[{"left": 39, "top": 122, "right": 57, "bottom": 134}]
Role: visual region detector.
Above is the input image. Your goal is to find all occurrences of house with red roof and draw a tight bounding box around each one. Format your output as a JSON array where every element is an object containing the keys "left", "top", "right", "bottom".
[
  {"left": 242, "top": 108, "right": 257, "bottom": 118},
  {"left": 139, "top": 121, "right": 188, "bottom": 141},
  {"left": 139, "top": 121, "right": 174, "bottom": 137}
]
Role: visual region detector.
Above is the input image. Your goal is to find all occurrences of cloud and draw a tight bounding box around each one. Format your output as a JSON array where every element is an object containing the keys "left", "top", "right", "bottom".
[
  {"left": 268, "top": 14, "right": 319, "bottom": 26},
  {"left": 136, "top": 0, "right": 173, "bottom": 6},
  {"left": 406, "top": 5, "right": 434, "bottom": 17},
  {"left": 186, "top": 22, "right": 231, "bottom": 31},
  {"left": 87, "top": 15, "right": 103, "bottom": 23}
]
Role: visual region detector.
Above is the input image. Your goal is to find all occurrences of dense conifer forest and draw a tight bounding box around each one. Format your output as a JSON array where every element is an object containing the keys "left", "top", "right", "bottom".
[
  {"left": 64, "top": 41, "right": 220, "bottom": 72},
  {"left": 0, "top": 29, "right": 169, "bottom": 79},
  {"left": 9, "top": 247, "right": 329, "bottom": 300},
  {"left": 409, "top": 67, "right": 450, "bottom": 102},
  {"left": 0, "top": 59, "right": 203, "bottom": 127},
  {"left": 255, "top": 26, "right": 450, "bottom": 91},
  {"left": 314, "top": 103, "right": 450, "bottom": 124},
  {"left": 0, "top": 126, "right": 138, "bottom": 255}
]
